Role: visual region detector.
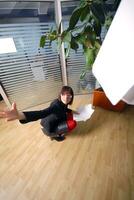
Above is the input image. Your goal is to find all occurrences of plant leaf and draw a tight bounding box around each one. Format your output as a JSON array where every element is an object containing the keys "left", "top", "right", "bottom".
[
  {"left": 82, "top": 25, "right": 97, "bottom": 47},
  {"left": 91, "top": 3, "right": 105, "bottom": 24},
  {"left": 40, "top": 35, "right": 47, "bottom": 48},
  {"left": 94, "top": 40, "right": 101, "bottom": 49},
  {"left": 65, "top": 45, "right": 71, "bottom": 58},
  {"left": 75, "top": 34, "right": 86, "bottom": 45},
  {"left": 47, "top": 30, "right": 58, "bottom": 46},
  {"left": 84, "top": 48, "right": 95, "bottom": 69},
  {"left": 80, "top": 5, "right": 89, "bottom": 22},
  {"left": 94, "top": 21, "right": 102, "bottom": 36},
  {"left": 62, "top": 31, "right": 72, "bottom": 43},
  {"left": 80, "top": 70, "right": 86, "bottom": 79},
  {"left": 70, "top": 37, "right": 79, "bottom": 51},
  {"left": 69, "top": 7, "right": 83, "bottom": 30},
  {"left": 83, "top": 25, "right": 92, "bottom": 35}
]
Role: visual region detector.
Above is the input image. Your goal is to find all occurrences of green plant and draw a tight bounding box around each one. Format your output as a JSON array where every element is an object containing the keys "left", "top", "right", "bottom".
[{"left": 40, "top": 0, "right": 120, "bottom": 73}]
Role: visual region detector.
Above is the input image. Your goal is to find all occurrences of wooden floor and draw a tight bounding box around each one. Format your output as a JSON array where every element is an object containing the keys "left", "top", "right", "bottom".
[{"left": 0, "top": 95, "right": 134, "bottom": 200}]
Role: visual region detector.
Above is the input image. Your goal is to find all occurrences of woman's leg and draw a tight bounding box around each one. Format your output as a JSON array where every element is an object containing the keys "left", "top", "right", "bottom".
[{"left": 40, "top": 114, "right": 59, "bottom": 136}]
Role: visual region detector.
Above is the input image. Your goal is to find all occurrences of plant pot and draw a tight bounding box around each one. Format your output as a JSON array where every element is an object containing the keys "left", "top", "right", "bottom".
[{"left": 92, "top": 88, "right": 126, "bottom": 111}]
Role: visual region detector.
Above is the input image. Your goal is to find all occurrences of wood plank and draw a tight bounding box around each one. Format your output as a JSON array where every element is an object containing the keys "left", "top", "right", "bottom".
[{"left": 0, "top": 95, "right": 134, "bottom": 200}]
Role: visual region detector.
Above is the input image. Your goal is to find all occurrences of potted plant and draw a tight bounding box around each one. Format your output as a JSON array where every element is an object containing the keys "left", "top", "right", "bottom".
[
  {"left": 92, "top": 87, "right": 126, "bottom": 111},
  {"left": 40, "top": 0, "right": 125, "bottom": 111}
]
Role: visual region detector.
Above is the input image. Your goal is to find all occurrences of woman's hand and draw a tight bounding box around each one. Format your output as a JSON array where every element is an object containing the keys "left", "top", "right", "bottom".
[
  {"left": 0, "top": 102, "right": 26, "bottom": 121},
  {"left": 72, "top": 110, "right": 80, "bottom": 115}
]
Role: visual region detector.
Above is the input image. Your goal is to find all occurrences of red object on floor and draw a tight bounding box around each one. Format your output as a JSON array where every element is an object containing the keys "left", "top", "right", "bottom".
[
  {"left": 92, "top": 88, "right": 126, "bottom": 111},
  {"left": 66, "top": 113, "right": 77, "bottom": 132}
]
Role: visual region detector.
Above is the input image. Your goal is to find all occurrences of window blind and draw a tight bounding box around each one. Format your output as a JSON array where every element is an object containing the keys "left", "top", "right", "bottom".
[{"left": 0, "top": 23, "right": 62, "bottom": 110}]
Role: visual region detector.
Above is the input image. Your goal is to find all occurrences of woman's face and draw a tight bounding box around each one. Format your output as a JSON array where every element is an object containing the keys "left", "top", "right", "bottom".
[{"left": 60, "top": 92, "right": 72, "bottom": 105}]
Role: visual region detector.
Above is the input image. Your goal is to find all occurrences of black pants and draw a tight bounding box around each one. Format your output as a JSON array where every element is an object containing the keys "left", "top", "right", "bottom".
[{"left": 40, "top": 115, "right": 68, "bottom": 137}]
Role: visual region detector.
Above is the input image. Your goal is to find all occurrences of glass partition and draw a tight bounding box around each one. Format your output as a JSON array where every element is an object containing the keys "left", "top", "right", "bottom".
[
  {"left": 0, "top": 0, "right": 121, "bottom": 108},
  {"left": 0, "top": 1, "right": 62, "bottom": 109}
]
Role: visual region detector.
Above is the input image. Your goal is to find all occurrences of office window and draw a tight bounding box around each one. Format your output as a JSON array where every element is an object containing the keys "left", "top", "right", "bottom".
[{"left": 0, "top": 1, "right": 62, "bottom": 109}]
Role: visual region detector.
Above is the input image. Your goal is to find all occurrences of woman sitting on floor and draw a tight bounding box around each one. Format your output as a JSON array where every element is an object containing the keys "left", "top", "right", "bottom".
[{"left": 0, "top": 86, "right": 78, "bottom": 142}]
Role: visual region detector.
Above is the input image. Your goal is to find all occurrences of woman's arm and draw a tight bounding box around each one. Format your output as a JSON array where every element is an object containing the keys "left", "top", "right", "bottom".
[
  {"left": 0, "top": 102, "right": 26, "bottom": 121},
  {"left": 66, "top": 107, "right": 79, "bottom": 115},
  {"left": 0, "top": 102, "right": 54, "bottom": 123},
  {"left": 72, "top": 110, "right": 80, "bottom": 115},
  {"left": 20, "top": 107, "right": 52, "bottom": 124}
]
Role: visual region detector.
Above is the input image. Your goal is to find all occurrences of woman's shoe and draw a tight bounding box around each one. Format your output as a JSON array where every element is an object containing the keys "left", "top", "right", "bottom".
[{"left": 50, "top": 134, "right": 65, "bottom": 142}]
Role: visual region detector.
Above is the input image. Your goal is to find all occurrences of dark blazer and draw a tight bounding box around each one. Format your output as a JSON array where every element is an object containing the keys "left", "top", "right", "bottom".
[{"left": 20, "top": 99, "right": 72, "bottom": 133}]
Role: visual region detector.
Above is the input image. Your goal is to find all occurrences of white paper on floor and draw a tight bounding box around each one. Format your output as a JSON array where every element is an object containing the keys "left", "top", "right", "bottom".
[{"left": 73, "top": 104, "right": 94, "bottom": 122}]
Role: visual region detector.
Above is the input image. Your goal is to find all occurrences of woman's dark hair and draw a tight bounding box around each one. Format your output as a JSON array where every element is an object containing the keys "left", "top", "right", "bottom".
[{"left": 58, "top": 86, "right": 74, "bottom": 105}]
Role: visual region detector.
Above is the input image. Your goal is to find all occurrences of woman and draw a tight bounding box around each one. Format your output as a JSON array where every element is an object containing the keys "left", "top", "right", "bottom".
[{"left": 0, "top": 86, "right": 77, "bottom": 142}]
